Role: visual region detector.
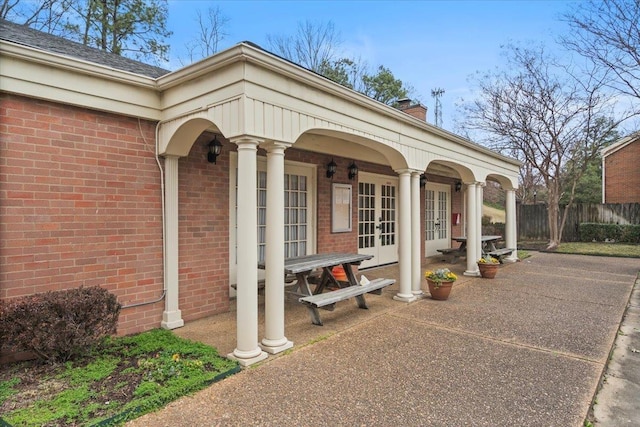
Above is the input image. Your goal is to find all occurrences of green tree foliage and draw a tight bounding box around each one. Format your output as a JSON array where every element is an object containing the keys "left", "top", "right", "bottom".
[
  {"left": 362, "top": 65, "right": 408, "bottom": 105},
  {"left": 74, "top": 0, "right": 171, "bottom": 62},
  {"left": 560, "top": 118, "right": 620, "bottom": 204},
  {"left": 2, "top": 0, "right": 171, "bottom": 63}
]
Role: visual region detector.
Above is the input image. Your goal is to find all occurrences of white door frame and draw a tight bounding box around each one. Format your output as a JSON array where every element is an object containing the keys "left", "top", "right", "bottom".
[
  {"left": 358, "top": 172, "right": 399, "bottom": 269},
  {"left": 424, "top": 182, "right": 451, "bottom": 257}
]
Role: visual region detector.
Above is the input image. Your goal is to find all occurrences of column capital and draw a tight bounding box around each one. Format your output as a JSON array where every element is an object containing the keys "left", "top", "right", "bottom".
[
  {"left": 231, "top": 136, "right": 261, "bottom": 148},
  {"left": 260, "top": 140, "right": 292, "bottom": 152},
  {"left": 393, "top": 168, "right": 414, "bottom": 176}
]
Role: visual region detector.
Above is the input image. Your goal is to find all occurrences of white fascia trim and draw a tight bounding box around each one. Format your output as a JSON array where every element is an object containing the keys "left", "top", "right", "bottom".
[
  {"left": 0, "top": 40, "right": 162, "bottom": 120},
  {"left": 601, "top": 133, "right": 639, "bottom": 158},
  {"left": 159, "top": 43, "right": 522, "bottom": 168}
]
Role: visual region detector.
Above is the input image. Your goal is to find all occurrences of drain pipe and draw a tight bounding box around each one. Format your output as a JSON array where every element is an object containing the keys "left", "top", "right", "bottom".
[{"left": 121, "top": 108, "right": 207, "bottom": 309}]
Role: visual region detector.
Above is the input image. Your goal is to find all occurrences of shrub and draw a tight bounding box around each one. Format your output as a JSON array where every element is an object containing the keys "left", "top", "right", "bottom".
[
  {"left": 579, "top": 223, "right": 640, "bottom": 244},
  {"left": 0, "top": 286, "right": 121, "bottom": 363},
  {"left": 620, "top": 224, "right": 640, "bottom": 244}
]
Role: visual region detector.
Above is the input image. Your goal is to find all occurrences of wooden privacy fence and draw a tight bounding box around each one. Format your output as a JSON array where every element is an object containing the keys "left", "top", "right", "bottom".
[{"left": 516, "top": 203, "right": 640, "bottom": 242}]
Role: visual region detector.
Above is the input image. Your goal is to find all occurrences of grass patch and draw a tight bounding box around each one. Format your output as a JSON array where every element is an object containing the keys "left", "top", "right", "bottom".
[
  {"left": 517, "top": 250, "right": 531, "bottom": 260},
  {"left": 0, "top": 329, "right": 239, "bottom": 426},
  {"left": 518, "top": 241, "right": 639, "bottom": 258},
  {"left": 555, "top": 242, "right": 640, "bottom": 257}
]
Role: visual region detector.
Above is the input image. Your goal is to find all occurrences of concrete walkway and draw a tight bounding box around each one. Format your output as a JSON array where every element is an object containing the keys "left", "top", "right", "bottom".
[{"left": 126, "top": 252, "right": 639, "bottom": 427}]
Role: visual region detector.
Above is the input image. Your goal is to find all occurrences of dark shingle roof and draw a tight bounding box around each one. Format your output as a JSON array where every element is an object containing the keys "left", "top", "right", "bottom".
[{"left": 0, "top": 19, "right": 170, "bottom": 78}]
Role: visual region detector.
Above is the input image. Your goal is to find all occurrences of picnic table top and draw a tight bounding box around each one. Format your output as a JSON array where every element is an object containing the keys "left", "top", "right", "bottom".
[
  {"left": 258, "top": 253, "right": 373, "bottom": 274},
  {"left": 452, "top": 235, "right": 502, "bottom": 242}
]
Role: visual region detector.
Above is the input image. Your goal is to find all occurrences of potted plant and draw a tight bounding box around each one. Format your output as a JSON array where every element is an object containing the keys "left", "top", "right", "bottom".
[
  {"left": 477, "top": 256, "right": 500, "bottom": 279},
  {"left": 424, "top": 268, "right": 458, "bottom": 300}
]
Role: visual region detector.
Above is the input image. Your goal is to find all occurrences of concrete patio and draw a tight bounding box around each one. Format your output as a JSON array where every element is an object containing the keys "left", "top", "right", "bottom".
[{"left": 126, "top": 252, "right": 639, "bottom": 426}]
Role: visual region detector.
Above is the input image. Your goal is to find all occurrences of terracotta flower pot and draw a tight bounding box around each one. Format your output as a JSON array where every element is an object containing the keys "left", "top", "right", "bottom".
[
  {"left": 427, "top": 279, "right": 454, "bottom": 300},
  {"left": 477, "top": 263, "right": 499, "bottom": 279}
]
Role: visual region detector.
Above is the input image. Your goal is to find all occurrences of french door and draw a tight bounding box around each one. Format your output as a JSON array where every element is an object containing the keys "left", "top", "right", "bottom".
[
  {"left": 358, "top": 173, "right": 398, "bottom": 269},
  {"left": 425, "top": 182, "right": 451, "bottom": 257}
]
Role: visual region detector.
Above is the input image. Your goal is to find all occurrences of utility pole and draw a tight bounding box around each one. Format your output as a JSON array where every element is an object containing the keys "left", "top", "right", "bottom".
[{"left": 431, "top": 88, "right": 445, "bottom": 127}]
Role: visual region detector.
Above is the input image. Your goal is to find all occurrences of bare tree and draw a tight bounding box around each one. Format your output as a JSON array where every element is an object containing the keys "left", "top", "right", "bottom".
[
  {"left": 267, "top": 20, "right": 342, "bottom": 73},
  {"left": 181, "top": 5, "right": 229, "bottom": 65},
  {"left": 462, "top": 44, "right": 631, "bottom": 249},
  {"left": 562, "top": 0, "right": 640, "bottom": 101}
]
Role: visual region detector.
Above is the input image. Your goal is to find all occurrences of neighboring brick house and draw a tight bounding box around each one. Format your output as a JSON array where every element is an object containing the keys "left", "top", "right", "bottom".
[
  {"left": 1, "top": 20, "right": 520, "bottom": 366},
  {"left": 602, "top": 132, "right": 640, "bottom": 203}
]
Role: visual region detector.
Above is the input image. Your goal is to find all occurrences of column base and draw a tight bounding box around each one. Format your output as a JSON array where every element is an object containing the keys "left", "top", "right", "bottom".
[
  {"left": 411, "top": 290, "right": 424, "bottom": 296},
  {"left": 260, "top": 338, "right": 294, "bottom": 355},
  {"left": 228, "top": 349, "right": 268, "bottom": 367},
  {"left": 161, "top": 310, "right": 184, "bottom": 330},
  {"left": 503, "top": 254, "right": 518, "bottom": 263},
  {"left": 393, "top": 293, "right": 417, "bottom": 302},
  {"left": 463, "top": 270, "right": 481, "bottom": 277}
]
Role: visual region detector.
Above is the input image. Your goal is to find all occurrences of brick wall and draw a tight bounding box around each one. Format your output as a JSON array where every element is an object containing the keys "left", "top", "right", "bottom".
[
  {"left": 1, "top": 92, "right": 467, "bottom": 339},
  {"left": 605, "top": 140, "right": 640, "bottom": 203},
  {"left": 0, "top": 94, "right": 164, "bottom": 335},
  {"left": 178, "top": 134, "right": 230, "bottom": 322}
]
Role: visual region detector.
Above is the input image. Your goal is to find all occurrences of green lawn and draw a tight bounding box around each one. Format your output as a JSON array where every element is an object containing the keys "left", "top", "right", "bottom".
[
  {"left": 0, "top": 329, "right": 239, "bottom": 426},
  {"left": 555, "top": 242, "right": 640, "bottom": 257},
  {"left": 519, "top": 240, "right": 640, "bottom": 258}
]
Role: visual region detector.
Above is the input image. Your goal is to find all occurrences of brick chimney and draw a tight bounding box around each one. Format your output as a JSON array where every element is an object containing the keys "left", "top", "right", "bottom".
[{"left": 396, "top": 98, "right": 427, "bottom": 122}]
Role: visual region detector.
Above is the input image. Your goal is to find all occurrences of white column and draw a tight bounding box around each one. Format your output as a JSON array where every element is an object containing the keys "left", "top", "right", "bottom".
[
  {"left": 504, "top": 188, "right": 518, "bottom": 262},
  {"left": 228, "top": 137, "right": 268, "bottom": 367},
  {"left": 394, "top": 170, "right": 417, "bottom": 302},
  {"left": 161, "top": 155, "right": 184, "bottom": 329},
  {"left": 260, "top": 141, "right": 293, "bottom": 354},
  {"left": 411, "top": 171, "right": 423, "bottom": 295},
  {"left": 476, "top": 183, "right": 484, "bottom": 260},
  {"left": 464, "top": 182, "right": 480, "bottom": 276}
]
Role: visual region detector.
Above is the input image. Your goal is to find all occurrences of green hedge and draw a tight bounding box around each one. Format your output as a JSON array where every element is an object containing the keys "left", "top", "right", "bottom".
[{"left": 579, "top": 223, "right": 640, "bottom": 244}]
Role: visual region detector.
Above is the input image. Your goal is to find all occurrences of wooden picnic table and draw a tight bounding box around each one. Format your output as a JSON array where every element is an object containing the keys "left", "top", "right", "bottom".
[
  {"left": 453, "top": 235, "right": 502, "bottom": 255},
  {"left": 437, "top": 235, "right": 504, "bottom": 263},
  {"left": 258, "top": 253, "right": 395, "bottom": 325}
]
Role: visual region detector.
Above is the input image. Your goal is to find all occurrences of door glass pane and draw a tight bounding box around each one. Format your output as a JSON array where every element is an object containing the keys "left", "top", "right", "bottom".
[
  {"left": 358, "top": 182, "right": 376, "bottom": 249},
  {"left": 425, "top": 189, "right": 435, "bottom": 241},
  {"left": 380, "top": 184, "right": 396, "bottom": 246},
  {"left": 284, "top": 173, "right": 308, "bottom": 258},
  {"left": 257, "top": 171, "right": 267, "bottom": 262},
  {"left": 438, "top": 190, "right": 448, "bottom": 239}
]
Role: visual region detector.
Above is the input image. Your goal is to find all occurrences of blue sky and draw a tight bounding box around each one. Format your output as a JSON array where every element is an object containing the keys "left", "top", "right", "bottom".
[{"left": 166, "top": 0, "right": 578, "bottom": 130}]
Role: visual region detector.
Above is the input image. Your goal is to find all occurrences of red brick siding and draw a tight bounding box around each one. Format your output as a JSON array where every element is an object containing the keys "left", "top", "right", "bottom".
[
  {"left": 1, "top": 92, "right": 468, "bottom": 340},
  {"left": 178, "top": 134, "right": 230, "bottom": 322},
  {"left": 0, "top": 94, "right": 163, "bottom": 335},
  {"left": 604, "top": 140, "right": 640, "bottom": 203}
]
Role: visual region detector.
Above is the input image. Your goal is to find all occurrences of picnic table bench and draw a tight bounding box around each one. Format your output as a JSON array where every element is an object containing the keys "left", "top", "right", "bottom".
[
  {"left": 436, "top": 247, "right": 465, "bottom": 263},
  {"left": 299, "top": 278, "right": 396, "bottom": 326},
  {"left": 486, "top": 248, "right": 514, "bottom": 263}
]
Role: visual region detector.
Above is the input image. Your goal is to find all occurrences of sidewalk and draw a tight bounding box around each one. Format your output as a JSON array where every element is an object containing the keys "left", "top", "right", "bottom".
[{"left": 126, "top": 252, "right": 639, "bottom": 427}]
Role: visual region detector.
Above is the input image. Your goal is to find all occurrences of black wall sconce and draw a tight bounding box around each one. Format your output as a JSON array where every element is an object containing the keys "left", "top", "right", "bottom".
[
  {"left": 420, "top": 173, "right": 427, "bottom": 187},
  {"left": 348, "top": 161, "right": 358, "bottom": 180},
  {"left": 207, "top": 135, "right": 222, "bottom": 164},
  {"left": 455, "top": 181, "right": 462, "bottom": 192},
  {"left": 326, "top": 159, "right": 337, "bottom": 179}
]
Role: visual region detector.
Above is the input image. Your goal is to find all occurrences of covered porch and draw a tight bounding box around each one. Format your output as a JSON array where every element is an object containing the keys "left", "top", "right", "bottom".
[{"left": 155, "top": 42, "right": 520, "bottom": 366}]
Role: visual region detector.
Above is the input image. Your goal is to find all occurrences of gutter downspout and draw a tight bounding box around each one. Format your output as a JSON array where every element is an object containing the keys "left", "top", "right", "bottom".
[{"left": 121, "top": 108, "right": 207, "bottom": 309}]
